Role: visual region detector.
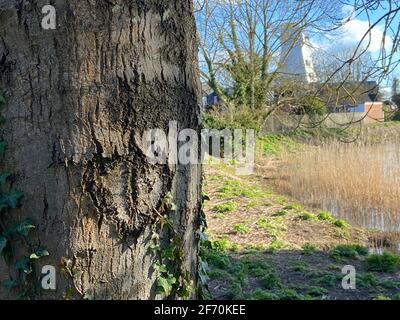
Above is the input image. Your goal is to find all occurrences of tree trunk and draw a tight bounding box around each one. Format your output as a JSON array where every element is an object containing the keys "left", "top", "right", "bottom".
[{"left": 0, "top": 0, "right": 201, "bottom": 299}]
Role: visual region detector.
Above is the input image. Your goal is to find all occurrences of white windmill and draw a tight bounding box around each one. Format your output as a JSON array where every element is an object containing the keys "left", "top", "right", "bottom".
[{"left": 279, "top": 27, "right": 318, "bottom": 83}]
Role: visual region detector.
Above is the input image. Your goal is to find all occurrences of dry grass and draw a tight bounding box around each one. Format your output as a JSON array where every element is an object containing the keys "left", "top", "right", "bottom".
[
  {"left": 204, "top": 164, "right": 368, "bottom": 251},
  {"left": 272, "top": 138, "right": 400, "bottom": 233}
]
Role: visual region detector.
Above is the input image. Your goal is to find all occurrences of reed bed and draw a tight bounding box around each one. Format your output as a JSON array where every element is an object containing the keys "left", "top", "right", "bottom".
[{"left": 273, "top": 137, "right": 400, "bottom": 233}]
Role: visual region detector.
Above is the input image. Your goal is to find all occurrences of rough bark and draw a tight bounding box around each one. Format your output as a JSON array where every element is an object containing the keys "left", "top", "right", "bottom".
[{"left": 0, "top": 0, "right": 201, "bottom": 299}]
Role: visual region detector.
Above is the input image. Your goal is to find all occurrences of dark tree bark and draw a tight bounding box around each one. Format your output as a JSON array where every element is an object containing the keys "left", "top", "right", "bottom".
[{"left": 0, "top": 0, "right": 201, "bottom": 299}]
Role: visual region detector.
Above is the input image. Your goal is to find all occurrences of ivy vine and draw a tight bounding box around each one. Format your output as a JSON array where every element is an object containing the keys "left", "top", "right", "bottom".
[
  {"left": 0, "top": 92, "right": 49, "bottom": 299},
  {"left": 151, "top": 192, "right": 191, "bottom": 299},
  {"left": 197, "top": 190, "right": 211, "bottom": 300}
]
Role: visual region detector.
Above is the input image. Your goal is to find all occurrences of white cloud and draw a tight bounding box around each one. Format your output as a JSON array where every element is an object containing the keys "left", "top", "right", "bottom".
[{"left": 336, "top": 18, "right": 392, "bottom": 53}]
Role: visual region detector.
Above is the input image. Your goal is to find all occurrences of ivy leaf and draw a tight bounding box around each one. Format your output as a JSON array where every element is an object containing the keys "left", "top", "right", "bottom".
[
  {"left": 15, "top": 258, "right": 32, "bottom": 274},
  {"left": 64, "top": 287, "right": 76, "bottom": 300},
  {"left": 0, "top": 173, "right": 11, "bottom": 188},
  {"left": 0, "top": 236, "right": 7, "bottom": 254},
  {"left": 5, "top": 219, "right": 36, "bottom": 237},
  {"left": 156, "top": 274, "right": 176, "bottom": 296},
  {"left": 154, "top": 262, "right": 168, "bottom": 273},
  {"left": 170, "top": 203, "right": 178, "bottom": 211},
  {"left": 0, "top": 189, "right": 24, "bottom": 209},
  {"left": 2, "top": 279, "right": 17, "bottom": 291},
  {"left": 30, "top": 247, "right": 49, "bottom": 259},
  {"left": 17, "top": 219, "right": 36, "bottom": 236},
  {"left": 83, "top": 289, "right": 94, "bottom": 300}
]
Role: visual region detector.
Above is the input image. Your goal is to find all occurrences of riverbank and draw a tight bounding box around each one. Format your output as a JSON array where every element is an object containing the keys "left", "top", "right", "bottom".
[{"left": 202, "top": 122, "right": 400, "bottom": 300}]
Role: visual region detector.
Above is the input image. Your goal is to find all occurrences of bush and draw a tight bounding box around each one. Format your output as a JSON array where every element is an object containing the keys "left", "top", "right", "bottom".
[
  {"left": 292, "top": 96, "right": 327, "bottom": 117},
  {"left": 260, "top": 271, "right": 281, "bottom": 290},
  {"left": 331, "top": 244, "right": 369, "bottom": 259},
  {"left": 302, "top": 243, "right": 317, "bottom": 254},
  {"left": 247, "top": 289, "right": 279, "bottom": 300},
  {"left": 211, "top": 239, "right": 231, "bottom": 252},
  {"left": 367, "top": 252, "right": 400, "bottom": 272},
  {"left": 202, "top": 108, "right": 268, "bottom": 133}
]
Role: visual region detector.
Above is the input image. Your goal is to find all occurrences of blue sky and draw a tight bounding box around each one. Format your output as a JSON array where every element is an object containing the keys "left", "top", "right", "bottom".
[{"left": 333, "top": 3, "right": 400, "bottom": 95}]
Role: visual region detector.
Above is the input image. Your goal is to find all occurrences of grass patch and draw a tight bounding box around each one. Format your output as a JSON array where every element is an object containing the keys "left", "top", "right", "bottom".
[
  {"left": 288, "top": 261, "right": 309, "bottom": 273},
  {"left": 217, "top": 180, "right": 265, "bottom": 200},
  {"left": 318, "top": 211, "right": 335, "bottom": 222},
  {"left": 299, "top": 211, "right": 317, "bottom": 221},
  {"left": 247, "top": 289, "right": 279, "bottom": 300},
  {"left": 233, "top": 224, "right": 251, "bottom": 235},
  {"left": 366, "top": 252, "right": 400, "bottom": 272},
  {"left": 302, "top": 243, "right": 317, "bottom": 255},
  {"left": 256, "top": 218, "right": 286, "bottom": 238},
  {"left": 334, "top": 219, "right": 350, "bottom": 229},
  {"left": 356, "top": 273, "right": 379, "bottom": 288},
  {"left": 260, "top": 270, "right": 282, "bottom": 290},
  {"left": 331, "top": 244, "right": 369, "bottom": 260},
  {"left": 272, "top": 209, "right": 288, "bottom": 217},
  {"left": 266, "top": 240, "right": 289, "bottom": 253},
  {"left": 258, "top": 134, "right": 299, "bottom": 157},
  {"left": 212, "top": 201, "right": 237, "bottom": 214},
  {"left": 283, "top": 204, "right": 303, "bottom": 211}
]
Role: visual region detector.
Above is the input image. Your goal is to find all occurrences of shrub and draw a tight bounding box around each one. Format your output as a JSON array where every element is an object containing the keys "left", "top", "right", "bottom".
[
  {"left": 331, "top": 244, "right": 369, "bottom": 259},
  {"left": 211, "top": 239, "right": 231, "bottom": 252},
  {"left": 292, "top": 96, "right": 327, "bottom": 117},
  {"left": 276, "top": 288, "right": 302, "bottom": 300},
  {"left": 393, "top": 293, "right": 400, "bottom": 300},
  {"left": 260, "top": 271, "right": 281, "bottom": 289},
  {"left": 202, "top": 108, "right": 268, "bottom": 133},
  {"left": 367, "top": 252, "right": 400, "bottom": 272},
  {"left": 302, "top": 243, "right": 317, "bottom": 254},
  {"left": 247, "top": 289, "right": 279, "bottom": 300},
  {"left": 356, "top": 273, "right": 379, "bottom": 288}
]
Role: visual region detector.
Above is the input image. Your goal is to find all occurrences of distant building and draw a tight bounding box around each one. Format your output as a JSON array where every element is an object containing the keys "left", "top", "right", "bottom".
[
  {"left": 279, "top": 27, "right": 317, "bottom": 83},
  {"left": 325, "top": 81, "right": 384, "bottom": 124}
]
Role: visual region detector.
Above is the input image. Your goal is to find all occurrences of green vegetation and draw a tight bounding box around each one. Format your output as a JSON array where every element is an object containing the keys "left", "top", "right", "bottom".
[
  {"left": 299, "top": 211, "right": 317, "bottom": 221},
  {"left": 256, "top": 218, "right": 286, "bottom": 238},
  {"left": 331, "top": 244, "right": 368, "bottom": 260},
  {"left": 318, "top": 211, "right": 335, "bottom": 222},
  {"left": 272, "top": 209, "right": 288, "bottom": 217},
  {"left": 217, "top": 180, "right": 265, "bottom": 200},
  {"left": 233, "top": 224, "right": 251, "bottom": 235},
  {"left": 334, "top": 219, "right": 350, "bottom": 229},
  {"left": 212, "top": 201, "right": 237, "bottom": 214},
  {"left": 367, "top": 252, "right": 400, "bottom": 272},
  {"left": 283, "top": 204, "right": 303, "bottom": 211},
  {"left": 292, "top": 96, "right": 327, "bottom": 117},
  {"left": 258, "top": 134, "right": 299, "bottom": 157},
  {"left": 203, "top": 123, "right": 400, "bottom": 300},
  {"left": 302, "top": 243, "right": 317, "bottom": 254}
]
